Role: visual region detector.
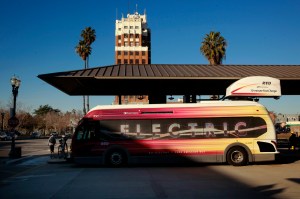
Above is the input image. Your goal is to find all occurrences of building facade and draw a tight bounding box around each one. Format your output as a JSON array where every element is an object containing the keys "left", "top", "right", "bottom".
[
  {"left": 276, "top": 114, "right": 300, "bottom": 123},
  {"left": 114, "top": 10, "right": 151, "bottom": 104}
]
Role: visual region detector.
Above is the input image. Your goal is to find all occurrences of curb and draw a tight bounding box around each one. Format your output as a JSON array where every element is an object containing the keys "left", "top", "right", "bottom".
[
  {"left": 5, "top": 155, "right": 36, "bottom": 165},
  {"left": 47, "top": 158, "right": 68, "bottom": 164}
]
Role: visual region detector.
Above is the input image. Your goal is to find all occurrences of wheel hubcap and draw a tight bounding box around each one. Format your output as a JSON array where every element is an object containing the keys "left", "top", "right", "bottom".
[
  {"left": 111, "top": 153, "right": 122, "bottom": 165},
  {"left": 231, "top": 150, "right": 243, "bottom": 163}
]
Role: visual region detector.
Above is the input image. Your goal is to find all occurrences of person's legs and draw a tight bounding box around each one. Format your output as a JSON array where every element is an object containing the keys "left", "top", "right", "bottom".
[{"left": 50, "top": 145, "right": 54, "bottom": 158}]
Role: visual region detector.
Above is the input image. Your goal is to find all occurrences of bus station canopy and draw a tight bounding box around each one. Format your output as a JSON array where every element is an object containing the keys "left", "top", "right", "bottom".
[{"left": 38, "top": 64, "right": 300, "bottom": 98}]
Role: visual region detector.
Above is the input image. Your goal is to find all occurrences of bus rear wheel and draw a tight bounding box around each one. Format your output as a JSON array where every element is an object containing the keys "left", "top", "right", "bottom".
[
  {"left": 106, "top": 150, "right": 127, "bottom": 167},
  {"left": 227, "top": 146, "right": 248, "bottom": 166}
]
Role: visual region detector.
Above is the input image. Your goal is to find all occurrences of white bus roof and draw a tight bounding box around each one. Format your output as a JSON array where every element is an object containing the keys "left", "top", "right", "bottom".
[{"left": 89, "top": 100, "right": 264, "bottom": 112}]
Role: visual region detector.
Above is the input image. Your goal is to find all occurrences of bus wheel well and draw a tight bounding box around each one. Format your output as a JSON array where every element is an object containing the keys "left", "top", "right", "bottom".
[
  {"left": 105, "top": 148, "right": 128, "bottom": 167},
  {"left": 226, "top": 146, "right": 249, "bottom": 166}
]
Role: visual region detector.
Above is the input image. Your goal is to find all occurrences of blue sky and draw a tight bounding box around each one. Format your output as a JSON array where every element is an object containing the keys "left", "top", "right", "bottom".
[{"left": 1, "top": 0, "right": 300, "bottom": 114}]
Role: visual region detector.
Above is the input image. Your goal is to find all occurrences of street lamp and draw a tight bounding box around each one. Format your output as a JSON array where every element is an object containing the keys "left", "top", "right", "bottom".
[
  {"left": 9, "top": 75, "right": 21, "bottom": 158},
  {"left": 1, "top": 112, "right": 4, "bottom": 131},
  {"left": 11, "top": 75, "right": 21, "bottom": 117}
]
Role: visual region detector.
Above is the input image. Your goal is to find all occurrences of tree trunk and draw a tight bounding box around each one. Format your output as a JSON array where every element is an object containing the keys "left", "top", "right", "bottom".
[
  {"left": 83, "top": 96, "right": 86, "bottom": 115},
  {"left": 83, "top": 59, "right": 88, "bottom": 115},
  {"left": 86, "top": 57, "right": 89, "bottom": 112},
  {"left": 87, "top": 96, "right": 90, "bottom": 112}
]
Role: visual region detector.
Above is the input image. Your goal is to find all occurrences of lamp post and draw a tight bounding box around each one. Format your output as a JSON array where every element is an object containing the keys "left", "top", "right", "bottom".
[
  {"left": 9, "top": 75, "right": 21, "bottom": 158},
  {"left": 1, "top": 112, "right": 4, "bottom": 131}
]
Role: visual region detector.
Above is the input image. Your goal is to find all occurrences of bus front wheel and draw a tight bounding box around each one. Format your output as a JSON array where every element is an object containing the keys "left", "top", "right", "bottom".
[
  {"left": 106, "top": 150, "right": 127, "bottom": 167},
  {"left": 226, "top": 146, "right": 248, "bottom": 166}
]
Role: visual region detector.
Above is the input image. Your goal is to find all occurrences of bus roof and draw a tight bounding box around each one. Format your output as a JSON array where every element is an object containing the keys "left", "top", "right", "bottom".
[
  {"left": 83, "top": 101, "right": 269, "bottom": 120},
  {"left": 88, "top": 100, "right": 264, "bottom": 112}
]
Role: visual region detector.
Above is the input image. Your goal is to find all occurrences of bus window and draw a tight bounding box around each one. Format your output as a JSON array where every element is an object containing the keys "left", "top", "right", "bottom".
[
  {"left": 76, "top": 126, "right": 84, "bottom": 140},
  {"left": 75, "top": 122, "right": 97, "bottom": 141},
  {"left": 100, "top": 120, "right": 128, "bottom": 140}
]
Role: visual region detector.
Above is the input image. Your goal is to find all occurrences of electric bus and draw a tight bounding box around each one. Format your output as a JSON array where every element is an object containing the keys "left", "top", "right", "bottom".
[{"left": 70, "top": 76, "right": 280, "bottom": 166}]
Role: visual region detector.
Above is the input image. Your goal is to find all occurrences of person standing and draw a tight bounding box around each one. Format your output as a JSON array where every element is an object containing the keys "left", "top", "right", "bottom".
[{"left": 48, "top": 134, "right": 56, "bottom": 158}]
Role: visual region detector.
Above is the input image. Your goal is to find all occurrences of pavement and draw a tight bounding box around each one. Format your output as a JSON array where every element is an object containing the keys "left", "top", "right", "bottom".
[
  {"left": 2, "top": 155, "right": 69, "bottom": 165},
  {"left": 0, "top": 146, "right": 70, "bottom": 165}
]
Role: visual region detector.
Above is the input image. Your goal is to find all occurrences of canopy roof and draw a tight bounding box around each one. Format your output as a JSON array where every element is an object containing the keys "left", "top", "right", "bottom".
[{"left": 38, "top": 64, "right": 300, "bottom": 96}]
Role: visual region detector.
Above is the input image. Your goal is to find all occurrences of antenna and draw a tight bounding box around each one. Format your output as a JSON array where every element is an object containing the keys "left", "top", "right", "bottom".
[{"left": 136, "top": 4, "right": 138, "bottom": 13}]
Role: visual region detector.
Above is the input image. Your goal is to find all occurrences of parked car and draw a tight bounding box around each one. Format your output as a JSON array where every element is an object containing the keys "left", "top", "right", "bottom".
[
  {"left": 30, "top": 132, "right": 41, "bottom": 139},
  {"left": 0, "top": 132, "right": 8, "bottom": 141},
  {"left": 0, "top": 132, "right": 14, "bottom": 141}
]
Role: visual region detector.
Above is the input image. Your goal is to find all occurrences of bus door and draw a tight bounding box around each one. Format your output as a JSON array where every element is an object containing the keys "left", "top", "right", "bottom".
[{"left": 73, "top": 121, "right": 99, "bottom": 157}]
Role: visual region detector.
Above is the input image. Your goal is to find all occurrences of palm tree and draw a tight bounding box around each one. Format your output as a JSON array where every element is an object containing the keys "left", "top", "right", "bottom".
[
  {"left": 80, "top": 27, "right": 96, "bottom": 112},
  {"left": 75, "top": 40, "right": 92, "bottom": 115},
  {"left": 75, "top": 40, "right": 91, "bottom": 69},
  {"left": 200, "top": 31, "right": 227, "bottom": 65},
  {"left": 81, "top": 27, "right": 96, "bottom": 68}
]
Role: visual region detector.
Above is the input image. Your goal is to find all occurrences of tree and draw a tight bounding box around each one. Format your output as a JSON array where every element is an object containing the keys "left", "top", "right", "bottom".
[
  {"left": 81, "top": 27, "right": 96, "bottom": 112},
  {"left": 75, "top": 40, "right": 91, "bottom": 69},
  {"left": 268, "top": 111, "right": 277, "bottom": 124},
  {"left": 200, "top": 31, "right": 227, "bottom": 65},
  {"left": 75, "top": 27, "right": 96, "bottom": 114},
  {"left": 81, "top": 27, "right": 96, "bottom": 67},
  {"left": 18, "top": 112, "right": 35, "bottom": 133},
  {"left": 33, "top": 105, "right": 60, "bottom": 115},
  {"left": 33, "top": 105, "right": 60, "bottom": 116}
]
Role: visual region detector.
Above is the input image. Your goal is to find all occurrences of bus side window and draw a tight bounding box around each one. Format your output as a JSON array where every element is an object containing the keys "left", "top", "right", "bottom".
[
  {"left": 85, "top": 123, "right": 97, "bottom": 140},
  {"left": 76, "top": 126, "right": 84, "bottom": 140},
  {"left": 75, "top": 122, "right": 98, "bottom": 141}
]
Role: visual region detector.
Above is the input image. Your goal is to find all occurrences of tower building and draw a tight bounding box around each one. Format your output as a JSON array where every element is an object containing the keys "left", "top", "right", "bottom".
[{"left": 113, "top": 9, "right": 151, "bottom": 104}]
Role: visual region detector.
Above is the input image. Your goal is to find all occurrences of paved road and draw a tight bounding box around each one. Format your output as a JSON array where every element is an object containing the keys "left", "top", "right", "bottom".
[{"left": 0, "top": 139, "right": 300, "bottom": 199}]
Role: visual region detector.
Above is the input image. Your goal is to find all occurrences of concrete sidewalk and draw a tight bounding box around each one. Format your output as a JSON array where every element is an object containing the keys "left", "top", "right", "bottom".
[{"left": 0, "top": 148, "right": 70, "bottom": 165}]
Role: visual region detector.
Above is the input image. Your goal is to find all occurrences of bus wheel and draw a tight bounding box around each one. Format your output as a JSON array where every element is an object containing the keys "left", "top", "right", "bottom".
[
  {"left": 226, "top": 146, "right": 248, "bottom": 166},
  {"left": 106, "top": 150, "right": 127, "bottom": 167}
]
